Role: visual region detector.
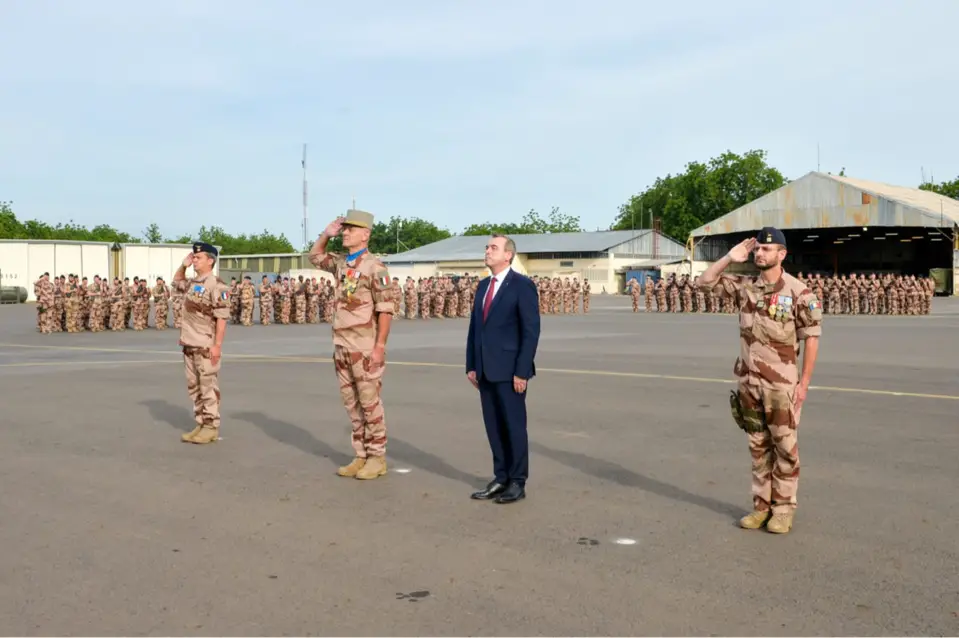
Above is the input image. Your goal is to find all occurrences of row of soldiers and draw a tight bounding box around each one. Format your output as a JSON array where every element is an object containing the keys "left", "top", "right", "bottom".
[
  {"left": 396, "top": 274, "right": 592, "bottom": 319},
  {"left": 33, "top": 273, "right": 182, "bottom": 333},
  {"left": 627, "top": 271, "right": 938, "bottom": 315},
  {"left": 799, "top": 272, "right": 936, "bottom": 315},
  {"left": 234, "top": 274, "right": 337, "bottom": 326},
  {"left": 628, "top": 274, "right": 738, "bottom": 313}
]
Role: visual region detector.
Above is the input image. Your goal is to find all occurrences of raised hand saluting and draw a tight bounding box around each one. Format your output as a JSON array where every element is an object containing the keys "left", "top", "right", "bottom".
[{"left": 727, "top": 238, "right": 757, "bottom": 263}]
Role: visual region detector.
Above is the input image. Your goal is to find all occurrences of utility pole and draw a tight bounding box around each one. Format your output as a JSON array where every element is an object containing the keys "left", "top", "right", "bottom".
[
  {"left": 396, "top": 220, "right": 401, "bottom": 253},
  {"left": 301, "top": 143, "right": 309, "bottom": 248}
]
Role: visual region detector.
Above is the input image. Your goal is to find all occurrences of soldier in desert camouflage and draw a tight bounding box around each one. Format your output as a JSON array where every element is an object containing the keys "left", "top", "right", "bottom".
[
  {"left": 310, "top": 209, "right": 395, "bottom": 481},
  {"left": 391, "top": 277, "right": 403, "bottom": 316},
  {"left": 627, "top": 277, "right": 640, "bottom": 312},
  {"left": 175, "top": 242, "right": 231, "bottom": 445},
  {"left": 133, "top": 279, "right": 150, "bottom": 330},
  {"left": 294, "top": 275, "right": 307, "bottom": 324},
  {"left": 698, "top": 227, "right": 822, "bottom": 535},
  {"left": 582, "top": 278, "right": 591, "bottom": 313},
  {"left": 35, "top": 273, "right": 55, "bottom": 333},
  {"left": 239, "top": 276, "right": 255, "bottom": 326},
  {"left": 153, "top": 277, "right": 170, "bottom": 330},
  {"left": 259, "top": 276, "right": 273, "bottom": 325},
  {"left": 63, "top": 274, "right": 80, "bottom": 333},
  {"left": 405, "top": 277, "right": 417, "bottom": 319}
]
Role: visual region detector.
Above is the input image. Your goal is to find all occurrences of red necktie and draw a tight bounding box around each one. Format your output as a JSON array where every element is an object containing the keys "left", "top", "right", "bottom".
[{"left": 482, "top": 278, "right": 496, "bottom": 321}]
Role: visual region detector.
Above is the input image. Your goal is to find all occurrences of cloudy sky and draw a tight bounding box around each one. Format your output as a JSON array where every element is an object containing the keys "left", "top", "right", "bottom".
[{"left": 2, "top": 0, "right": 957, "bottom": 246}]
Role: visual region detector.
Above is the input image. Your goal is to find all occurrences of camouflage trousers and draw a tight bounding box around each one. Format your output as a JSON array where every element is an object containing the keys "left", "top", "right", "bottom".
[
  {"left": 333, "top": 345, "right": 387, "bottom": 458},
  {"left": 183, "top": 346, "right": 221, "bottom": 429},
  {"left": 154, "top": 302, "right": 168, "bottom": 330},
  {"left": 260, "top": 297, "right": 272, "bottom": 325},
  {"left": 738, "top": 383, "right": 801, "bottom": 515},
  {"left": 240, "top": 302, "right": 254, "bottom": 326}
]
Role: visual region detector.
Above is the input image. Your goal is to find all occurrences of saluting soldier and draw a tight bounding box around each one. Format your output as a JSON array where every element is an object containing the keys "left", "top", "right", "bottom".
[
  {"left": 697, "top": 227, "right": 822, "bottom": 535},
  {"left": 310, "top": 209, "right": 396, "bottom": 480},
  {"left": 174, "top": 242, "right": 231, "bottom": 445}
]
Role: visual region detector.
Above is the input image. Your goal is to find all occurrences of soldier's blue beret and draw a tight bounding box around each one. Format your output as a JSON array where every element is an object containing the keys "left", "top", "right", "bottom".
[
  {"left": 192, "top": 241, "right": 218, "bottom": 257},
  {"left": 756, "top": 226, "right": 787, "bottom": 247}
]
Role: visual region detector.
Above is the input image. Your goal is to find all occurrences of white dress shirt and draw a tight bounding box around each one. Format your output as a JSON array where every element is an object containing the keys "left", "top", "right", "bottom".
[{"left": 483, "top": 267, "right": 510, "bottom": 310}]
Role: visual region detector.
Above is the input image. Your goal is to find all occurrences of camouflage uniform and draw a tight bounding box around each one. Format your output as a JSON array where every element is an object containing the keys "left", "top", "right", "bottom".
[
  {"left": 699, "top": 230, "right": 823, "bottom": 535},
  {"left": 176, "top": 243, "right": 231, "bottom": 444},
  {"left": 310, "top": 210, "right": 395, "bottom": 480},
  {"left": 239, "top": 279, "right": 254, "bottom": 325},
  {"left": 153, "top": 280, "right": 170, "bottom": 330},
  {"left": 628, "top": 278, "right": 640, "bottom": 312},
  {"left": 259, "top": 279, "right": 273, "bottom": 325}
]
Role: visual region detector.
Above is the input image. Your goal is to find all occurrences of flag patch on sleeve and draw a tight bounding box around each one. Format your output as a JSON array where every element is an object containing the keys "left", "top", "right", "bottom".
[
  {"left": 376, "top": 270, "right": 390, "bottom": 287},
  {"left": 221, "top": 291, "right": 229, "bottom": 301},
  {"left": 808, "top": 300, "right": 820, "bottom": 310}
]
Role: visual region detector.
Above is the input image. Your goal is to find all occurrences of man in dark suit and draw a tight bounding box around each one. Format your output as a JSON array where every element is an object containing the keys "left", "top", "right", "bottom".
[{"left": 466, "top": 234, "right": 541, "bottom": 504}]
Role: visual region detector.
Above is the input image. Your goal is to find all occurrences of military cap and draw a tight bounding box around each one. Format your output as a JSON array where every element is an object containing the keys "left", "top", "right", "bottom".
[
  {"left": 343, "top": 208, "right": 374, "bottom": 228},
  {"left": 192, "top": 241, "right": 218, "bottom": 257},
  {"left": 756, "top": 226, "right": 787, "bottom": 247}
]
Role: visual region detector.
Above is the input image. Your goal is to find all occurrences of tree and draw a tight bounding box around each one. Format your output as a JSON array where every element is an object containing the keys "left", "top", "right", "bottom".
[
  {"left": 919, "top": 176, "right": 959, "bottom": 200},
  {"left": 462, "top": 206, "right": 583, "bottom": 236},
  {"left": 190, "top": 226, "right": 295, "bottom": 254},
  {"left": 0, "top": 201, "right": 141, "bottom": 243},
  {"left": 143, "top": 222, "right": 163, "bottom": 243},
  {"left": 306, "top": 215, "right": 453, "bottom": 255},
  {"left": 610, "top": 150, "right": 788, "bottom": 240},
  {"left": 369, "top": 216, "right": 453, "bottom": 254}
]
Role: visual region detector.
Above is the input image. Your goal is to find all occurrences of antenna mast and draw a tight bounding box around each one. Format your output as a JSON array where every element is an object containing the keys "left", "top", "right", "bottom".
[{"left": 302, "top": 143, "right": 309, "bottom": 249}]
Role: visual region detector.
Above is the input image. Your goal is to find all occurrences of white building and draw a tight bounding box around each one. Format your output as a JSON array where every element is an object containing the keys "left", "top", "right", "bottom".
[
  {"left": 380, "top": 229, "right": 687, "bottom": 294},
  {"left": 0, "top": 240, "right": 219, "bottom": 302}
]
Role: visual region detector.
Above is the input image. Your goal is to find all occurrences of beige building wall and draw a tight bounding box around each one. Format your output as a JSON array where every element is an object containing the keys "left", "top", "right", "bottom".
[{"left": 524, "top": 256, "right": 618, "bottom": 293}]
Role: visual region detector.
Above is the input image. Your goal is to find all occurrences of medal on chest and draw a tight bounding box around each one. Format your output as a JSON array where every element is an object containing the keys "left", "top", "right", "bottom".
[{"left": 342, "top": 268, "right": 360, "bottom": 298}]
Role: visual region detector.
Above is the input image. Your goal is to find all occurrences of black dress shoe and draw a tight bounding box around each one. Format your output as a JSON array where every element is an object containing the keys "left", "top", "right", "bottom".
[
  {"left": 470, "top": 480, "right": 506, "bottom": 500},
  {"left": 494, "top": 482, "right": 525, "bottom": 504}
]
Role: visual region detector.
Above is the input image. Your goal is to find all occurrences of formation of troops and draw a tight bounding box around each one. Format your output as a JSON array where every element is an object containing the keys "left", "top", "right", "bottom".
[
  {"left": 628, "top": 271, "right": 938, "bottom": 315},
  {"left": 32, "top": 266, "right": 938, "bottom": 334},
  {"left": 397, "top": 274, "right": 591, "bottom": 319}
]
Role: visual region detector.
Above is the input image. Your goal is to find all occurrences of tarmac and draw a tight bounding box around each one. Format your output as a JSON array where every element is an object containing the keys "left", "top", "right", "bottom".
[{"left": 1, "top": 295, "right": 957, "bottom": 636}]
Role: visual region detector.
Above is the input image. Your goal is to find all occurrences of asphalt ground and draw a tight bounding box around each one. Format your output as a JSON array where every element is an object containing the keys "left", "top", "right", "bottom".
[{"left": 1, "top": 295, "right": 958, "bottom": 636}]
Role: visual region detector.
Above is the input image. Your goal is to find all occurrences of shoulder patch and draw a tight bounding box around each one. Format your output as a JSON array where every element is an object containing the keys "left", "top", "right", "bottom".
[
  {"left": 220, "top": 290, "right": 229, "bottom": 301},
  {"left": 375, "top": 270, "right": 390, "bottom": 287},
  {"left": 808, "top": 299, "right": 820, "bottom": 310}
]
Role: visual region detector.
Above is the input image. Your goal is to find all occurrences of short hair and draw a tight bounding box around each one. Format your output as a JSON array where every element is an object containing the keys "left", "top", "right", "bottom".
[{"left": 491, "top": 233, "right": 516, "bottom": 263}]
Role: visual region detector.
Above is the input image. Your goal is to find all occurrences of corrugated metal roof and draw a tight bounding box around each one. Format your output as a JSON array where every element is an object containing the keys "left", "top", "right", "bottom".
[
  {"left": 382, "top": 230, "right": 667, "bottom": 264},
  {"left": 690, "top": 172, "right": 959, "bottom": 237}
]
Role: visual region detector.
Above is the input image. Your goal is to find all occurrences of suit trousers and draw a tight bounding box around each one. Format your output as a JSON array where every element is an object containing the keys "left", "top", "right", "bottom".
[{"left": 478, "top": 376, "right": 529, "bottom": 486}]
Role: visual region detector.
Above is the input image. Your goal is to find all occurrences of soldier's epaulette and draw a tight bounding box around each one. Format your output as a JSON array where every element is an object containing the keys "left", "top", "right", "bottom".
[{"left": 215, "top": 277, "right": 227, "bottom": 286}]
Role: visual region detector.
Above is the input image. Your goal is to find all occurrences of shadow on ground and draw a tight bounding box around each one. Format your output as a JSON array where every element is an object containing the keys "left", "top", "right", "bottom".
[{"left": 530, "top": 441, "right": 742, "bottom": 519}]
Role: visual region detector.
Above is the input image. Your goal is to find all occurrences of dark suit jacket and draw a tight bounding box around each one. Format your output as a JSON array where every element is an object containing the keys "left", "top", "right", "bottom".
[{"left": 466, "top": 269, "right": 541, "bottom": 383}]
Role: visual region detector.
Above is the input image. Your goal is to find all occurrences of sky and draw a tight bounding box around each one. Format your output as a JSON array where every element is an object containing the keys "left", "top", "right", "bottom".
[{"left": 2, "top": 0, "right": 958, "bottom": 247}]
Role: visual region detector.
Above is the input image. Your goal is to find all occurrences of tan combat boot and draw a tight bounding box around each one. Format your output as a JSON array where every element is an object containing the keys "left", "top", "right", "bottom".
[
  {"left": 337, "top": 457, "right": 366, "bottom": 477},
  {"left": 188, "top": 427, "right": 219, "bottom": 445},
  {"left": 766, "top": 511, "right": 795, "bottom": 534},
  {"left": 355, "top": 456, "right": 387, "bottom": 480},
  {"left": 739, "top": 510, "right": 772, "bottom": 530},
  {"left": 181, "top": 425, "right": 203, "bottom": 443}
]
